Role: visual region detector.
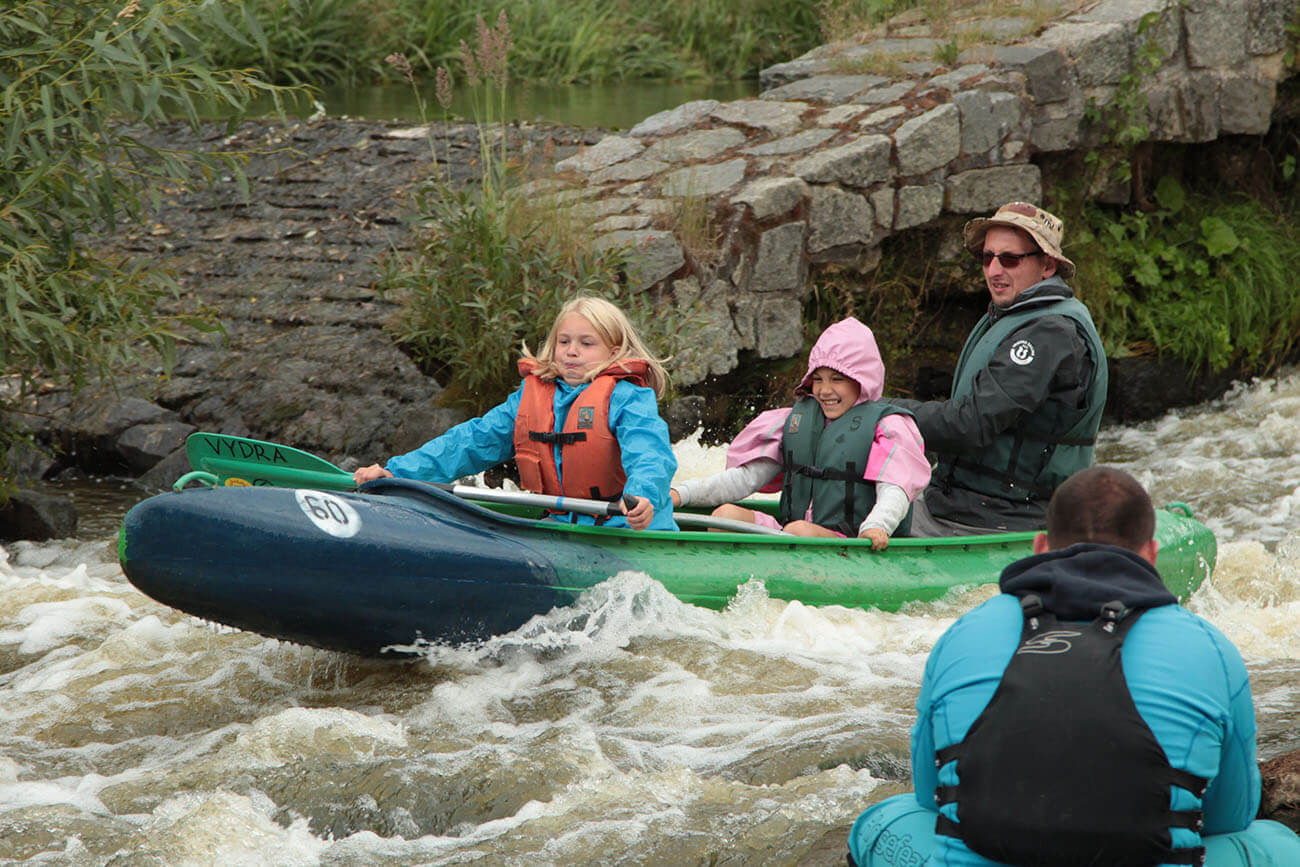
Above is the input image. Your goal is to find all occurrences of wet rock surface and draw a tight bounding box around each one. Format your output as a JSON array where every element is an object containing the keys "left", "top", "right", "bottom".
[{"left": 1261, "top": 749, "right": 1300, "bottom": 832}]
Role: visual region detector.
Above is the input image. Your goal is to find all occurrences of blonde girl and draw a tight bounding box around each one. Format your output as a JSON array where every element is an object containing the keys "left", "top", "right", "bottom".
[{"left": 355, "top": 295, "right": 677, "bottom": 530}]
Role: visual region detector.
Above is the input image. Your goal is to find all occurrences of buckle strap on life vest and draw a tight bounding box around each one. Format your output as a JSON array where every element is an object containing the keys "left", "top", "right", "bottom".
[
  {"left": 529, "top": 430, "right": 588, "bottom": 445},
  {"left": 788, "top": 462, "right": 868, "bottom": 483},
  {"left": 943, "top": 420, "right": 1097, "bottom": 501},
  {"left": 786, "top": 459, "right": 872, "bottom": 534},
  {"left": 948, "top": 455, "right": 1057, "bottom": 499}
]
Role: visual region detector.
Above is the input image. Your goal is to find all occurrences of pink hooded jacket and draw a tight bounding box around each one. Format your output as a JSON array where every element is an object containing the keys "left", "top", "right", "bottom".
[{"left": 724, "top": 316, "right": 931, "bottom": 500}]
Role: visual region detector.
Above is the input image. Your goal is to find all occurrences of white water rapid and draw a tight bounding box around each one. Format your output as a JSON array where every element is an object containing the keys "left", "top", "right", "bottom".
[{"left": 3, "top": 370, "right": 1299, "bottom": 865}]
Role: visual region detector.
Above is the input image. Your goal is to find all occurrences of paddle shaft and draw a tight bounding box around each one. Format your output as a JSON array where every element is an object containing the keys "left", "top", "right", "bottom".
[{"left": 430, "top": 482, "right": 631, "bottom": 519}]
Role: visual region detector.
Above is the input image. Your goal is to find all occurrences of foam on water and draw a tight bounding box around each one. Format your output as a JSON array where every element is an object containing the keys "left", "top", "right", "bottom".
[
  {"left": 1098, "top": 368, "right": 1300, "bottom": 545},
  {"left": 2, "top": 371, "right": 1299, "bottom": 863},
  {"left": 137, "top": 790, "right": 325, "bottom": 865}
]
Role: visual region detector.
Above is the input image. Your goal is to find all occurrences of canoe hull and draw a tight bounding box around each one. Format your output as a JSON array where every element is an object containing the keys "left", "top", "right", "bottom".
[{"left": 118, "top": 479, "right": 1216, "bottom": 656}]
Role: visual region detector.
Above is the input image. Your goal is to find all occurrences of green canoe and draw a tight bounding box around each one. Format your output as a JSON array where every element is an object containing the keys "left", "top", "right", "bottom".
[{"left": 116, "top": 434, "right": 1218, "bottom": 656}]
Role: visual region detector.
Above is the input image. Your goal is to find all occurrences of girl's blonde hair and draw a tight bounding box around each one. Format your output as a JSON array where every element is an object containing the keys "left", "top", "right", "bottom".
[{"left": 523, "top": 296, "right": 670, "bottom": 396}]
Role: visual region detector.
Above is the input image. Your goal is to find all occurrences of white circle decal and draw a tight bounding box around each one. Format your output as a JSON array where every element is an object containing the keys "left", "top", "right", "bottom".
[
  {"left": 295, "top": 489, "right": 361, "bottom": 538},
  {"left": 1009, "top": 339, "right": 1036, "bottom": 365}
]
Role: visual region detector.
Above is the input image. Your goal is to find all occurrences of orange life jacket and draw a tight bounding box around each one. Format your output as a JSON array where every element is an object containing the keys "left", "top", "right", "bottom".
[{"left": 513, "top": 358, "right": 650, "bottom": 502}]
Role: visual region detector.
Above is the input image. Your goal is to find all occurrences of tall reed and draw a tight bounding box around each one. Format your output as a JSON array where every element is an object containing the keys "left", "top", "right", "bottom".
[
  {"left": 379, "top": 13, "right": 689, "bottom": 413},
  {"left": 195, "top": 0, "right": 840, "bottom": 86}
]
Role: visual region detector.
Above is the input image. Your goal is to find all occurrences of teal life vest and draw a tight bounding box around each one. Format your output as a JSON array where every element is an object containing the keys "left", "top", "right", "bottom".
[
  {"left": 936, "top": 296, "right": 1108, "bottom": 502},
  {"left": 779, "top": 397, "right": 915, "bottom": 536}
]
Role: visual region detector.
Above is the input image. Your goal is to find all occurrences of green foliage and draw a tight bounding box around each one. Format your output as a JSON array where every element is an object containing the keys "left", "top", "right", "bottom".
[
  {"left": 201, "top": 0, "right": 366, "bottom": 86},
  {"left": 660, "top": 0, "right": 824, "bottom": 82},
  {"left": 194, "top": 0, "right": 826, "bottom": 86},
  {"left": 379, "top": 13, "right": 687, "bottom": 414},
  {"left": 380, "top": 177, "right": 676, "bottom": 413},
  {"left": 1285, "top": 13, "right": 1300, "bottom": 69},
  {"left": 1081, "top": 7, "right": 1169, "bottom": 185},
  {"left": 1068, "top": 178, "right": 1300, "bottom": 372},
  {"left": 0, "top": 0, "right": 291, "bottom": 496},
  {"left": 934, "top": 38, "right": 960, "bottom": 66}
]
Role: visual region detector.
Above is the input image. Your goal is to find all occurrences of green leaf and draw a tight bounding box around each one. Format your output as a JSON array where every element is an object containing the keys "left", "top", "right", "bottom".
[
  {"left": 1200, "top": 217, "right": 1240, "bottom": 258},
  {"left": 1131, "top": 253, "right": 1163, "bottom": 289},
  {"left": 1153, "top": 175, "right": 1185, "bottom": 214}
]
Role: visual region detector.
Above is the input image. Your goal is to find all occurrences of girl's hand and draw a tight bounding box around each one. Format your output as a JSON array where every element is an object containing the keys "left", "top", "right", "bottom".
[
  {"left": 860, "top": 527, "right": 889, "bottom": 551},
  {"left": 354, "top": 464, "right": 393, "bottom": 485},
  {"left": 670, "top": 488, "right": 681, "bottom": 507},
  {"left": 622, "top": 495, "right": 654, "bottom": 530}
]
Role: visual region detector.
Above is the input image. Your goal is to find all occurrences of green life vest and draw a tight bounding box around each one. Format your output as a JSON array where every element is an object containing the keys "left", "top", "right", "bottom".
[
  {"left": 936, "top": 296, "right": 1108, "bottom": 502},
  {"left": 779, "top": 397, "right": 915, "bottom": 536}
]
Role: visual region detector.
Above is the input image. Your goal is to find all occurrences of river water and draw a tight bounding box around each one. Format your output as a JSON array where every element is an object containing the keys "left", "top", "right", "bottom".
[{"left": 3, "top": 370, "right": 1299, "bottom": 865}]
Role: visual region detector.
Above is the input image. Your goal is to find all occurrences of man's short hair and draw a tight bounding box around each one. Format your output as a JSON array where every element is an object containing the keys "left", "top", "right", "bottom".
[{"left": 1046, "top": 466, "right": 1155, "bottom": 551}]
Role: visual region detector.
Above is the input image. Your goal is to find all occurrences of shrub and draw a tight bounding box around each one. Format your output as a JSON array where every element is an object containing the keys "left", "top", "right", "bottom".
[
  {"left": 1069, "top": 178, "right": 1300, "bottom": 372},
  {"left": 0, "top": 0, "right": 292, "bottom": 497}
]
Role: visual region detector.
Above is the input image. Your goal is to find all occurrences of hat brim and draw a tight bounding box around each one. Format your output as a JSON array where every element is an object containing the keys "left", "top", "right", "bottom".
[{"left": 964, "top": 216, "right": 1076, "bottom": 280}]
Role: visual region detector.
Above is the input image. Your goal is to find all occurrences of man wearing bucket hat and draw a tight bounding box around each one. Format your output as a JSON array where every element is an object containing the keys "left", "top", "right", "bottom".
[{"left": 890, "top": 201, "right": 1108, "bottom": 535}]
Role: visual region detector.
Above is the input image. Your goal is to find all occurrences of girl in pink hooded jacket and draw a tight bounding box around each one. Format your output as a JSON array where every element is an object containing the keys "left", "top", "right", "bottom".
[{"left": 670, "top": 317, "right": 930, "bottom": 549}]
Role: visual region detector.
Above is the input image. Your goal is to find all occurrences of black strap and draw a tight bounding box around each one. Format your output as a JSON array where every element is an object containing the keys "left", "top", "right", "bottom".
[
  {"left": 1170, "top": 769, "right": 1209, "bottom": 798},
  {"left": 787, "top": 461, "right": 874, "bottom": 487},
  {"left": 949, "top": 455, "right": 1056, "bottom": 499},
  {"left": 1158, "top": 846, "right": 1207, "bottom": 865},
  {"left": 843, "top": 460, "right": 857, "bottom": 535},
  {"left": 529, "top": 430, "right": 587, "bottom": 445}
]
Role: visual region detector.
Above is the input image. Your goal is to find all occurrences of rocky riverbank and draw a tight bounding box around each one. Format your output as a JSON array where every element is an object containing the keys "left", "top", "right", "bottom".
[
  {"left": 2, "top": 117, "right": 598, "bottom": 536},
  {"left": 0, "top": 111, "right": 1266, "bottom": 538},
  {"left": 10, "top": 0, "right": 1298, "bottom": 537}
]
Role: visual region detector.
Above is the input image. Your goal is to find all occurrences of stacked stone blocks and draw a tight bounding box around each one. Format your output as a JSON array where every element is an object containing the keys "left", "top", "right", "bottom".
[{"left": 549, "top": 0, "right": 1294, "bottom": 384}]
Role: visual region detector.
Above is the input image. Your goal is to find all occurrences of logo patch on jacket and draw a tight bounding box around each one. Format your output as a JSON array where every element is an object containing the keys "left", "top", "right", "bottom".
[
  {"left": 576, "top": 406, "right": 595, "bottom": 429},
  {"left": 1009, "top": 339, "right": 1036, "bottom": 365},
  {"left": 788, "top": 413, "right": 801, "bottom": 433}
]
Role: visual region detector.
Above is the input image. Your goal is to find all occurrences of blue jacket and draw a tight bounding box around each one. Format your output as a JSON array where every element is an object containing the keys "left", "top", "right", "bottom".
[
  {"left": 910, "top": 544, "right": 1260, "bottom": 865},
  {"left": 385, "top": 377, "right": 678, "bottom": 530}
]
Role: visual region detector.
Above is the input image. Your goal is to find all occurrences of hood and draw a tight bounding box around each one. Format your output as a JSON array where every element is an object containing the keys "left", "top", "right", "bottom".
[
  {"left": 797, "top": 316, "right": 884, "bottom": 404},
  {"left": 998, "top": 543, "right": 1178, "bottom": 620}
]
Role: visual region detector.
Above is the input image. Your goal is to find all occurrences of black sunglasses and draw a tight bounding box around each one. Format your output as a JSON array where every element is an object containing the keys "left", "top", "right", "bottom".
[{"left": 981, "top": 250, "right": 1043, "bottom": 269}]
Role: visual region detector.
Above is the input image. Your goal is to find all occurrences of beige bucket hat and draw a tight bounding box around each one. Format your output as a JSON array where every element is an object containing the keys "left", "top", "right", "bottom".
[{"left": 963, "top": 201, "right": 1076, "bottom": 280}]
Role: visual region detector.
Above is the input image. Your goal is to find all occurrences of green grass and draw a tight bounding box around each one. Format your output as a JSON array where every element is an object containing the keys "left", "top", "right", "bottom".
[{"left": 196, "top": 0, "right": 833, "bottom": 86}]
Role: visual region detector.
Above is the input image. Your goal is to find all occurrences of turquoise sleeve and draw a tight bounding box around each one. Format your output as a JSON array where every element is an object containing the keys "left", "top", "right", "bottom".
[{"left": 386, "top": 385, "right": 524, "bottom": 482}]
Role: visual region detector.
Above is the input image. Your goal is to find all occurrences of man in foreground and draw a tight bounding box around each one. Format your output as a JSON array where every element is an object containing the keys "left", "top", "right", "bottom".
[
  {"left": 848, "top": 466, "right": 1300, "bottom": 866},
  {"left": 890, "top": 202, "right": 1107, "bottom": 535}
]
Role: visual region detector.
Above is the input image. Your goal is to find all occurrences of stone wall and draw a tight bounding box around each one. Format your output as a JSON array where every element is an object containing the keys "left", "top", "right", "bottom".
[{"left": 549, "top": 0, "right": 1297, "bottom": 385}]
